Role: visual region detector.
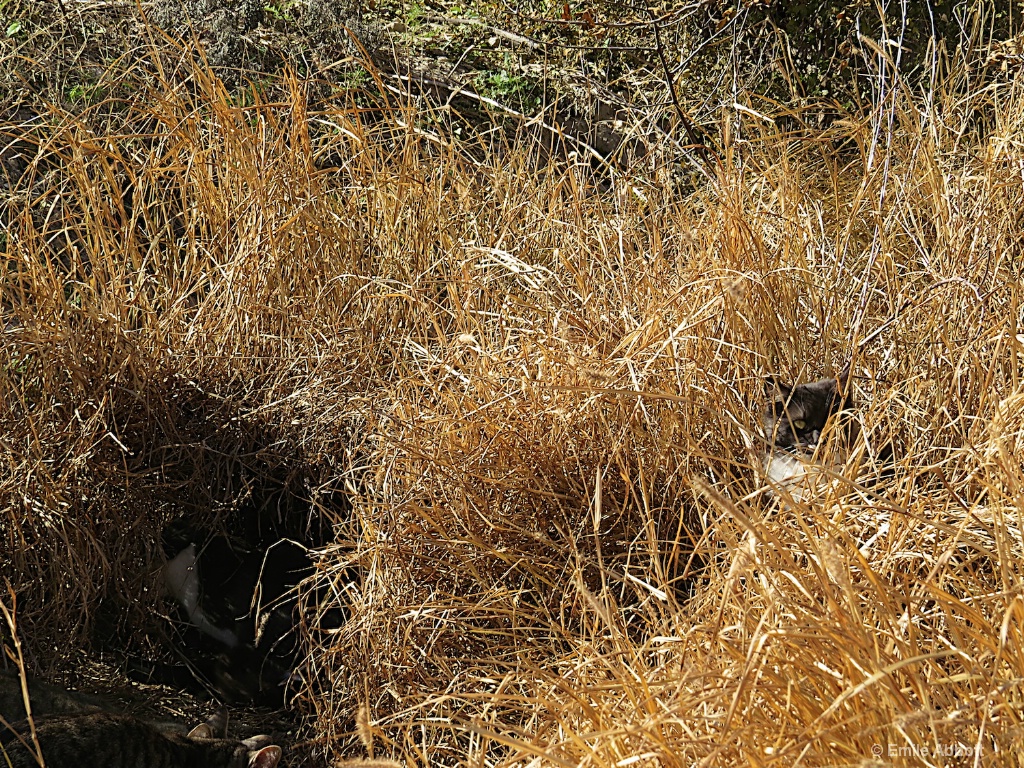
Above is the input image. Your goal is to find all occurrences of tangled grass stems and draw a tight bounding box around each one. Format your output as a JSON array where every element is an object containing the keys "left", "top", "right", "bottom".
[{"left": 0, "top": 16, "right": 1023, "bottom": 768}]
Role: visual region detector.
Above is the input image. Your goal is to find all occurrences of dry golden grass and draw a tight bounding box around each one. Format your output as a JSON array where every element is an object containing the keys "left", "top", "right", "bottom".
[{"left": 2, "top": 18, "right": 1024, "bottom": 768}]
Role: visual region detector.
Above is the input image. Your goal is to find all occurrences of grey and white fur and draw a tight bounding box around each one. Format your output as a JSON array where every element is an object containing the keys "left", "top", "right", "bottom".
[{"left": 762, "top": 367, "right": 854, "bottom": 501}]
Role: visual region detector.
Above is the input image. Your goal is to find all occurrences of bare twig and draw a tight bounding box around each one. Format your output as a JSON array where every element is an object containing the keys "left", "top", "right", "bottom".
[
  {"left": 647, "top": 6, "right": 718, "bottom": 168},
  {"left": 0, "top": 586, "right": 43, "bottom": 768},
  {"left": 422, "top": 14, "right": 544, "bottom": 50}
]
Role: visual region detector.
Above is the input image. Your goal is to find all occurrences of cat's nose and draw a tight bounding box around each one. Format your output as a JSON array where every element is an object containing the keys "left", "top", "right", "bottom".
[{"left": 800, "top": 431, "right": 820, "bottom": 448}]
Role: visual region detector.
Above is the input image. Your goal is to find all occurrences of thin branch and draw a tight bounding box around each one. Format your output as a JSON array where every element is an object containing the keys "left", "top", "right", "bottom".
[
  {"left": 647, "top": 6, "right": 718, "bottom": 168},
  {"left": 385, "top": 71, "right": 615, "bottom": 173},
  {"left": 423, "top": 15, "right": 544, "bottom": 50}
]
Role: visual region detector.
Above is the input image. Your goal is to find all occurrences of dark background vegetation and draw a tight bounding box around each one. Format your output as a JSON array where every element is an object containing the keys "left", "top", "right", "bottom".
[
  {"left": 5, "top": 1, "right": 1019, "bottom": 166},
  {"left": 3, "top": 1, "right": 1024, "bottom": 766}
]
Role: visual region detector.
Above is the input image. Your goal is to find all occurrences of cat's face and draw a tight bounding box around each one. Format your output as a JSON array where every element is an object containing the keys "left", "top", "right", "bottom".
[{"left": 763, "top": 370, "right": 851, "bottom": 453}]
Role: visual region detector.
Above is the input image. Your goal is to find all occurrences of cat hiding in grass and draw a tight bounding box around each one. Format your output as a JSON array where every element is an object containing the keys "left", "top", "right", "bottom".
[
  {"left": 761, "top": 367, "right": 855, "bottom": 501},
  {"left": 161, "top": 534, "right": 313, "bottom": 704},
  {"left": 0, "top": 670, "right": 109, "bottom": 724},
  {"left": 0, "top": 708, "right": 280, "bottom": 768}
]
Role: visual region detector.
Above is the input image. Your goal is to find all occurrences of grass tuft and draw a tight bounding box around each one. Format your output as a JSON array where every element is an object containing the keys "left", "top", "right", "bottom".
[{"left": 2, "top": 12, "right": 1024, "bottom": 767}]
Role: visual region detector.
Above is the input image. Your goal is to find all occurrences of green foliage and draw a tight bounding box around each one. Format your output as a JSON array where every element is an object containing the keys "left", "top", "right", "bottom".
[
  {"left": 406, "top": 1, "right": 426, "bottom": 29},
  {"left": 263, "top": 0, "right": 296, "bottom": 22},
  {"left": 337, "top": 66, "right": 370, "bottom": 90},
  {"left": 2, "top": 0, "right": 24, "bottom": 37},
  {"left": 66, "top": 81, "right": 105, "bottom": 105},
  {"left": 474, "top": 64, "right": 540, "bottom": 113}
]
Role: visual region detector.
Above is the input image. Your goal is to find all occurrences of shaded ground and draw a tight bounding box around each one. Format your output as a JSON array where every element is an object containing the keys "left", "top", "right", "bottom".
[{"left": 3, "top": 2, "right": 1024, "bottom": 767}]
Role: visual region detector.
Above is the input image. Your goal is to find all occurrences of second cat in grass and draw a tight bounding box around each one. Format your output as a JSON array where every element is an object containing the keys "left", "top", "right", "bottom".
[
  {"left": 0, "top": 669, "right": 109, "bottom": 724},
  {"left": 0, "top": 708, "right": 280, "bottom": 768},
  {"left": 161, "top": 533, "right": 313, "bottom": 704}
]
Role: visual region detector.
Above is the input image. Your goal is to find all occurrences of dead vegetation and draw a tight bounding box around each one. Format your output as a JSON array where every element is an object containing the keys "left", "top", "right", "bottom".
[{"left": 2, "top": 4, "right": 1024, "bottom": 766}]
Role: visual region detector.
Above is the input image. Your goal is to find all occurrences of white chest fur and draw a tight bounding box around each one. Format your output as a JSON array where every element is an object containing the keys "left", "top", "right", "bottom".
[
  {"left": 763, "top": 450, "right": 847, "bottom": 502},
  {"left": 163, "top": 543, "right": 240, "bottom": 648}
]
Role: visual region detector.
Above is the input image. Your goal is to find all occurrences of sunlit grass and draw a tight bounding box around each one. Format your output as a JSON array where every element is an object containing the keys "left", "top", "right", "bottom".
[{"left": 2, "top": 13, "right": 1024, "bottom": 767}]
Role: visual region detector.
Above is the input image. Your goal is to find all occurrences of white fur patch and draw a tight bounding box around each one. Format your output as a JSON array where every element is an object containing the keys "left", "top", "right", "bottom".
[
  {"left": 763, "top": 450, "right": 846, "bottom": 502},
  {"left": 163, "top": 543, "right": 240, "bottom": 647}
]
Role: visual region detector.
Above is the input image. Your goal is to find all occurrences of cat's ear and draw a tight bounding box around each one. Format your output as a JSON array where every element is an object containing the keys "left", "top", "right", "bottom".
[
  {"left": 765, "top": 377, "right": 792, "bottom": 403},
  {"left": 248, "top": 745, "right": 282, "bottom": 768},
  {"left": 187, "top": 722, "right": 214, "bottom": 739},
  {"left": 837, "top": 364, "right": 851, "bottom": 395},
  {"left": 187, "top": 708, "right": 228, "bottom": 740},
  {"left": 207, "top": 707, "right": 229, "bottom": 738}
]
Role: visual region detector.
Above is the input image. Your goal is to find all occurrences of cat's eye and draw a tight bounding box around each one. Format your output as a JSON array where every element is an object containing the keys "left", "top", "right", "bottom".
[{"left": 792, "top": 419, "right": 806, "bottom": 430}]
